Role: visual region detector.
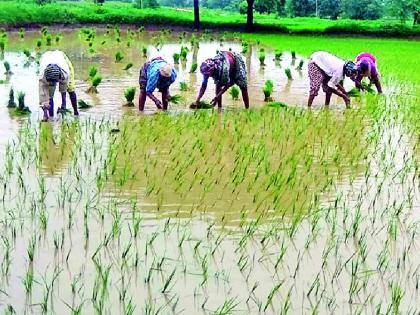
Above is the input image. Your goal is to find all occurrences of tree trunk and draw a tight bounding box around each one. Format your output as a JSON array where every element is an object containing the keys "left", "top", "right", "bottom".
[
  {"left": 194, "top": 0, "right": 200, "bottom": 30},
  {"left": 246, "top": 0, "right": 254, "bottom": 31}
]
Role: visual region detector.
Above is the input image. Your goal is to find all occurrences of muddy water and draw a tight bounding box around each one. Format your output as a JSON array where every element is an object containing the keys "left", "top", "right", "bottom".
[{"left": 0, "top": 28, "right": 419, "bottom": 314}]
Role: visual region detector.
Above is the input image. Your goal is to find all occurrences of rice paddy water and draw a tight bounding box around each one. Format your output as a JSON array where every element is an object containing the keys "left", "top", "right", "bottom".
[{"left": 0, "top": 27, "right": 419, "bottom": 314}]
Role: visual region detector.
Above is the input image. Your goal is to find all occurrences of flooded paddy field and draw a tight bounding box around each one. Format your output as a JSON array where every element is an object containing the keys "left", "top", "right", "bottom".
[{"left": 0, "top": 27, "right": 419, "bottom": 314}]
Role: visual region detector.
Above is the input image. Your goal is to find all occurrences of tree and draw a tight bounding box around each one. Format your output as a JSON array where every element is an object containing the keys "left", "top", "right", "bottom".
[
  {"left": 246, "top": 0, "right": 255, "bottom": 31},
  {"left": 194, "top": 0, "right": 200, "bottom": 29},
  {"left": 341, "top": 0, "right": 383, "bottom": 19},
  {"left": 385, "top": 0, "right": 420, "bottom": 24},
  {"left": 285, "top": 0, "right": 316, "bottom": 17},
  {"left": 319, "top": 0, "right": 341, "bottom": 19}
]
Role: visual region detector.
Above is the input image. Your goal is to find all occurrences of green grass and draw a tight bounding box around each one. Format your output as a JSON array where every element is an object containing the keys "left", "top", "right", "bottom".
[{"left": 0, "top": 1, "right": 419, "bottom": 37}]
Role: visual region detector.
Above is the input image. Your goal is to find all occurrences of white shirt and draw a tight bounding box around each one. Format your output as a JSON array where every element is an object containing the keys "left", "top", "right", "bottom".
[
  {"left": 38, "top": 50, "right": 71, "bottom": 107},
  {"left": 310, "top": 51, "right": 345, "bottom": 89}
]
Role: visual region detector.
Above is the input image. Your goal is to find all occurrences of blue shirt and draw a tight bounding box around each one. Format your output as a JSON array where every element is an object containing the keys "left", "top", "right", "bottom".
[{"left": 145, "top": 60, "right": 177, "bottom": 93}]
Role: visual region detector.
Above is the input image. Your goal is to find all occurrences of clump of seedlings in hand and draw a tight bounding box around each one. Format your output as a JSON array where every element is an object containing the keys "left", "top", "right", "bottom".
[
  {"left": 285, "top": 68, "right": 293, "bottom": 80},
  {"left": 123, "top": 63, "right": 133, "bottom": 71},
  {"left": 3, "top": 61, "right": 12, "bottom": 75},
  {"left": 168, "top": 94, "right": 183, "bottom": 105},
  {"left": 7, "top": 87, "right": 16, "bottom": 108},
  {"left": 229, "top": 85, "right": 240, "bottom": 100},
  {"left": 259, "top": 48, "right": 266, "bottom": 66},
  {"left": 296, "top": 60, "right": 304, "bottom": 70},
  {"left": 263, "top": 80, "right": 274, "bottom": 102},
  {"left": 190, "top": 63, "right": 197, "bottom": 73},
  {"left": 173, "top": 53, "right": 180, "bottom": 65},
  {"left": 123, "top": 87, "right": 136, "bottom": 107},
  {"left": 180, "top": 81, "right": 188, "bottom": 91},
  {"left": 115, "top": 51, "right": 124, "bottom": 63}
]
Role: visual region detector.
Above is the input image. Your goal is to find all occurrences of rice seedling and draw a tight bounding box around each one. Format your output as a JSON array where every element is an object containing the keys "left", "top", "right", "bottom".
[
  {"left": 229, "top": 85, "right": 240, "bottom": 100},
  {"left": 16, "top": 91, "right": 30, "bottom": 114},
  {"left": 123, "top": 87, "right": 136, "bottom": 107},
  {"left": 285, "top": 68, "right": 293, "bottom": 80},
  {"left": 123, "top": 62, "right": 133, "bottom": 71},
  {"left": 141, "top": 46, "right": 147, "bottom": 58},
  {"left": 263, "top": 80, "right": 274, "bottom": 102},
  {"left": 115, "top": 51, "right": 124, "bottom": 63},
  {"left": 190, "top": 62, "right": 197, "bottom": 73},
  {"left": 78, "top": 99, "right": 92, "bottom": 109},
  {"left": 7, "top": 87, "right": 16, "bottom": 108},
  {"left": 3, "top": 61, "right": 12, "bottom": 75},
  {"left": 87, "top": 75, "right": 102, "bottom": 94},
  {"left": 173, "top": 53, "right": 180, "bottom": 64},
  {"left": 179, "top": 81, "right": 188, "bottom": 91},
  {"left": 259, "top": 48, "right": 266, "bottom": 66},
  {"left": 296, "top": 59, "right": 304, "bottom": 70},
  {"left": 180, "top": 46, "right": 188, "bottom": 61},
  {"left": 274, "top": 50, "right": 282, "bottom": 61}
]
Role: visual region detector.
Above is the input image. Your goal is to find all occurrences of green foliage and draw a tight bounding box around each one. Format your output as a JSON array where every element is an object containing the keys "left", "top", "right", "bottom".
[
  {"left": 190, "top": 63, "right": 197, "bottom": 73},
  {"left": 259, "top": 48, "right": 266, "bottom": 65},
  {"left": 180, "top": 81, "right": 188, "bottom": 91},
  {"left": 7, "top": 87, "right": 16, "bottom": 108},
  {"left": 263, "top": 80, "right": 274, "bottom": 101},
  {"left": 173, "top": 53, "right": 180, "bottom": 64},
  {"left": 124, "top": 87, "right": 136, "bottom": 105},
  {"left": 89, "top": 66, "right": 97, "bottom": 79},
  {"left": 285, "top": 68, "right": 293, "bottom": 80},
  {"left": 78, "top": 99, "right": 92, "bottom": 108},
  {"left": 115, "top": 51, "right": 124, "bottom": 62},
  {"left": 124, "top": 63, "right": 133, "bottom": 71},
  {"left": 229, "top": 85, "right": 240, "bottom": 100}
]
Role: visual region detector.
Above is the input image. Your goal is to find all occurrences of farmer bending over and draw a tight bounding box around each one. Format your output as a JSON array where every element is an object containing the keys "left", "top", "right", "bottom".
[
  {"left": 307, "top": 51, "right": 357, "bottom": 108},
  {"left": 138, "top": 57, "right": 177, "bottom": 111},
  {"left": 352, "top": 52, "right": 383, "bottom": 94},
  {"left": 196, "top": 51, "right": 249, "bottom": 109},
  {"left": 39, "top": 50, "right": 79, "bottom": 122}
]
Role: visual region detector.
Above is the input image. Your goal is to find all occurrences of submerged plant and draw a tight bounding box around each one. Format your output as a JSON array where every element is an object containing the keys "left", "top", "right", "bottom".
[
  {"left": 263, "top": 80, "right": 274, "bottom": 102},
  {"left": 229, "top": 85, "right": 240, "bottom": 100},
  {"left": 87, "top": 75, "right": 102, "bottom": 94},
  {"left": 180, "top": 46, "right": 188, "bottom": 61},
  {"left": 123, "top": 87, "right": 136, "bottom": 106},
  {"left": 3, "top": 61, "right": 12, "bottom": 75},
  {"left": 173, "top": 53, "right": 180, "bottom": 65},
  {"left": 296, "top": 60, "right": 304, "bottom": 70},
  {"left": 259, "top": 48, "right": 266, "bottom": 66},
  {"left": 285, "top": 68, "right": 293, "bottom": 80},
  {"left": 180, "top": 81, "right": 188, "bottom": 91},
  {"left": 123, "top": 63, "right": 133, "bottom": 71},
  {"left": 190, "top": 63, "right": 197, "bottom": 73},
  {"left": 7, "top": 87, "right": 16, "bottom": 108},
  {"left": 78, "top": 99, "right": 92, "bottom": 109},
  {"left": 16, "top": 92, "right": 30, "bottom": 113},
  {"left": 275, "top": 50, "right": 282, "bottom": 61},
  {"left": 115, "top": 52, "right": 124, "bottom": 63}
]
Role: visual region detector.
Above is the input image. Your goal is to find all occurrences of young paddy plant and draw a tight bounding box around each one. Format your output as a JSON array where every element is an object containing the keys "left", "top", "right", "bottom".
[
  {"left": 263, "top": 80, "right": 274, "bottom": 102},
  {"left": 123, "top": 87, "right": 136, "bottom": 107}
]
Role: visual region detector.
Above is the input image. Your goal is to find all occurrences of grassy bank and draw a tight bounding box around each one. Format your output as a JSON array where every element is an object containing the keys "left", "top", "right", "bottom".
[{"left": 0, "top": 1, "right": 419, "bottom": 37}]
